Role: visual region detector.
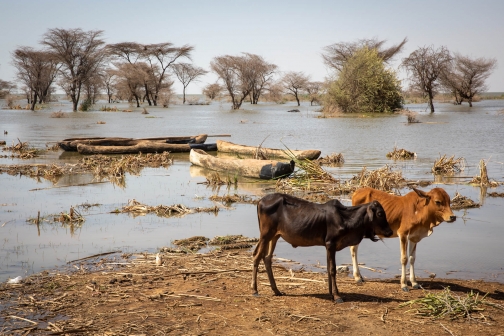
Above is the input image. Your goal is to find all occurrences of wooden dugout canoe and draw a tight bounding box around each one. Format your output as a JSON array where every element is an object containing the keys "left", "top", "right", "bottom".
[
  {"left": 59, "top": 134, "right": 208, "bottom": 152},
  {"left": 76, "top": 140, "right": 216, "bottom": 155},
  {"left": 189, "top": 149, "right": 295, "bottom": 180},
  {"left": 216, "top": 140, "right": 321, "bottom": 160}
]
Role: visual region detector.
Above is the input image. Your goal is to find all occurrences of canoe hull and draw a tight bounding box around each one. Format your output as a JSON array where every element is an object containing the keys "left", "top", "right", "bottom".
[
  {"left": 59, "top": 134, "right": 208, "bottom": 152},
  {"left": 189, "top": 149, "right": 294, "bottom": 180},
  {"left": 216, "top": 140, "right": 320, "bottom": 160}
]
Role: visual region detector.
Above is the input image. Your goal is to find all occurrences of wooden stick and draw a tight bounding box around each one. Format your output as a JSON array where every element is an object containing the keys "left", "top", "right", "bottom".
[
  {"left": 8, "top": 315, "right": 38, "bottom": 325},
  {"left": 67, "top": 250, "right": 121, "bottom": 264},
  {"left": 207, "top": 134, "right": 231, "bottom": 137}
]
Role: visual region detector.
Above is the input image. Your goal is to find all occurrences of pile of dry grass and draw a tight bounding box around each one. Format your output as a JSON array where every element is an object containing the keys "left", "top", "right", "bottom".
[
  {"left": 386, "top": 147, "right": 416, "bottom": 160},
  {"left": 172, "top": 236, "right": 210, "bottom": 251},
  {"left": 100, "top": 106, "right": 118, "bottom": 112},
  {"left": 432, "top": 155, "right": 465, "bottom": 175},
  {"left": 209, "top": 234, "right": 259, "bottom": 250},
  {"left": 50, "top": 110, "right": 66, "bottom": 118},
  {"left": 317, "top": 153, "right": 345, "bottom": 166},
  {"left": 348, "top": 165, "right": 406, "bottom": 192},
  {"left": 2, "top": 139, "right": 41, "bottom": 159},
  {"left": 202, "top": 172, "right": 237, "bottom": 187},
  {"left": 451, "top": 192, "right": 480, "bottom": 210},
  {"left": 406, "top": 112, "right": 420, "bottom": 123},
  {"left": 56, "top": 206, "right": 85, "bottom": 223},
  {"left": 209, "top": 193, "right": 259, "bottom": 205},
  {"left": 400, "top": 287, "right": 491, "bottom": 320},
  {"left": 79, "top": 153, "right": 173, "bottom": 178},
  {"left": 116, "top": 199, "right": 219, "bottom": 218}
]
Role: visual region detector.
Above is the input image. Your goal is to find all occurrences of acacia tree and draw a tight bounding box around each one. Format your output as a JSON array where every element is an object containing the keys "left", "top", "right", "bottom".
[
  {"left": 0, "top": 79, "right": 15, "bottom": 98},
  {"left": 11, "top": 47, "right": 60, "bottom": 110},
  {"left": 243, "top": 53, "right": 277, "bottom": 104},
  {"left": 107, "top": 42, "right": 192, "bottom": 106},
  {"left": 172, "top": 63, "right": 207, "bottom": 103},
  {"left": 42, "top": 28, "right": 107, "bottom": 111},
  {"left": 440, "top": 54, "right": 497, "bottom": 107},
  {"left": 325, "top": 47, "right": 403, "bottom": 113},
  {"left": 402, "top": 45, "right": 452, "bottom": 113},
  {"left": 305, "top": 81, "right": 323, "bottom": 106},
  {"left": 281, "top": 72, "right": 309, "bottom": 106},
  {"left": 141, "top": 43, "right": 193, "bottom": 105},
  {"left": 202, "top": 83, "right": 222, "bottom": 100},
  {"left": 322, "top": 37, "right": 407, "bottom": 72},
  {"left": 103, "top": 68, "right": 117, "bottom": 103},
  {"left": 211, "top": 55, "right": 250, "bottom": 110}
]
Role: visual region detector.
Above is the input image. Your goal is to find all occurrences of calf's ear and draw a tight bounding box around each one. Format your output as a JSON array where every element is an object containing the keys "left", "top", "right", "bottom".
[
  {"left": 412, "top": 187, "right": 431, "bottom": 205},
  {"left": 366, "top": 205, "right": 374, "bottom": 222}
]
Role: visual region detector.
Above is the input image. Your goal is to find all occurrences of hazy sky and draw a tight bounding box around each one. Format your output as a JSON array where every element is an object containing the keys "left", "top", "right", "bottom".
[{"left": 1, "top": 0, "right": 503, "bottom": 94}]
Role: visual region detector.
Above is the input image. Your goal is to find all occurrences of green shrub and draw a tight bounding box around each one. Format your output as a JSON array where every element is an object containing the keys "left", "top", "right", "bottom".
[{"left": 324, "top": 47, "right": 403, "bottom": 113}]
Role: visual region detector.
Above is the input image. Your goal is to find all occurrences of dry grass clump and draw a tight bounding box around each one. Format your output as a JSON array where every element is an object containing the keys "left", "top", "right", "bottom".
[
  {"left": 348, "top": 165, "right": 406, "bottom": 192},
  {"left": 400, "top": 287, "right": 492, "bottom": 320},
  {"left": 115, "top": 199, "right": 219, "bottom": 218},
  {"left": 432, "top": 154, "right": 465, "bottom": 175},
  {"left": 317, "top": 153, "right": 345, "bottom": 166},
  {"left": 45, "top": 143, "right": 60, "bottom": 151},
  {"left": 97, "top": 121, "right": 106, "bottom": 124},
  {"left": 470, "top": 159, "right": 499, "bottom": 187},
  {"left": 202, "top": 172, "right": 237, "bottom": 187},
  {"left": 2, "top": 139, "right": 41, "bottom": 159},
  {"left": 209, "top": 194, "right": 259, "bottom": 205},
  {"left": 50, "top": 110, "right": 66, "bottom": 118},
  {"left": 386, "top": 146, "right": 416, "bottom": 160},
  {"left": 209, "top": 234, "right": 259, "bottom": 250},
  {"left": 450, "top": 192, "right": 480, "bottom": 210},
  {"left": 173, "top": 236, "right": 209, "bottom": 251},
  {"left": 406, "top": 112, "right": 420, "bottom": 123},
  {"left": 79, "top": 152, "right": 173, "bottom": 178},
  {"left": 56, "top": 206, "right": 85, "bottom": 223},
  {"left": 100, "top": 106, "right": 119, "bottom": 112},
  {"left": 487, "top": 192, "right": 504, "bottom": 197}
]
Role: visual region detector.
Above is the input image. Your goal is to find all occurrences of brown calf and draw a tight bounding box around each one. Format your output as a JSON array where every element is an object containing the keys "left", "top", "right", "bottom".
[
  {"left": 351, "top": 187, "right": 456, "bottom": 291},
  {"left": 251, "top": 193, "right": 392, "bottom": 303}
]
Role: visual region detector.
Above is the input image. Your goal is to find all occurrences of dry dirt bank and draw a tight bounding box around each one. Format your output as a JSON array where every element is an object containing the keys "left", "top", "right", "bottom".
[{"left": 1, "top": 250, "right": 503, "bottom": 335}]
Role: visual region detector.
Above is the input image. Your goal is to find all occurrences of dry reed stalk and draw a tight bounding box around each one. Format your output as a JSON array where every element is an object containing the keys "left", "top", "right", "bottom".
[
  {"left": 470, "top": 159, "right": 499, "bottom": 187},
  {"left": 432, "top": 155, "right": 465, "bottom": 175}
]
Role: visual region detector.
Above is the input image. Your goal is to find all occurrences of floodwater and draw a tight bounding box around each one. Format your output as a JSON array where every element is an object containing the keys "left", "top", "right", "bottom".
[{"left": 1, "top": 98, "right": 504, "bottom": 284}]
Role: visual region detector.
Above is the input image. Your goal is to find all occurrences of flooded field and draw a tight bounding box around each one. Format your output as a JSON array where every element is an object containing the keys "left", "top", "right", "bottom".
[{"left": 1, "top": 98, "right": 504, "bottom": 283}]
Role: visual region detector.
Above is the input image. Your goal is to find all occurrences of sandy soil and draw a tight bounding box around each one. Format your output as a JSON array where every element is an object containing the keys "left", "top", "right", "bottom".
[{"left": 1, "top": 250, "right": 503, "bottom": 335}]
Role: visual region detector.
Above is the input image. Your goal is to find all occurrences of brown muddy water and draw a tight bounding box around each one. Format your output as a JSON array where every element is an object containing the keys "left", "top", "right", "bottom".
[{"left": 1, "top": 99, "right": 504, "bottom": 284}]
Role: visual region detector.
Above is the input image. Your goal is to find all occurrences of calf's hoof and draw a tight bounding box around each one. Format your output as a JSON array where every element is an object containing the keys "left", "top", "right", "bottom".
[
  {"left": 252, "top": 292, "right": 260, "bottom": 297},
  {"left": 355, "top": 278, "right": 364, "bottom": 285},
  {"left": 273, "top": 291, "right": 285, "bottom": 296},
  {"left": 412, "top": 284, "right": 420, "bottom": 290},
  {"left": 401, "top": 286, "right": 410, "bottom": 292},
  {"left": 334, "top": 297, "right": 344, "bottom": 304}
]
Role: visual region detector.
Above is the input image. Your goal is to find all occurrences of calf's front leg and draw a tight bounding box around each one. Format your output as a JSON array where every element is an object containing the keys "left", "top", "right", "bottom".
[
  {"left": 326, "top": 245, "right": 343, "bottom": 303},
  {"left": 350, "top": 245, "right": 364, "bottom": 283},
  {"left": 399, "top": 234, "right": 409, "bottom": 292},
  {"left": 408, "top": 241, "right": 420, "bottom": 289}
]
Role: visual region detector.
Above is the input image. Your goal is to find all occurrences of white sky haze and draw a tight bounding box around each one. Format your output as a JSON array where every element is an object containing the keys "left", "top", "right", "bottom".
[{"left": 0, "top": 0, "right": 503, "bottom": 94}]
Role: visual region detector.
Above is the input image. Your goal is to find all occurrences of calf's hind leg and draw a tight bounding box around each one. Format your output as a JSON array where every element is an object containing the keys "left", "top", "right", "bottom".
[{"left": 263, "top": 235, "right": 282, "bottom": 296}]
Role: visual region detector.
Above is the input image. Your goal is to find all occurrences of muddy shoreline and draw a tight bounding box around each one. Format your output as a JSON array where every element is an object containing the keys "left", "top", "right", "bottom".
[{"left": 1, "top": 250, "right": 503, "bottom": 335}]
